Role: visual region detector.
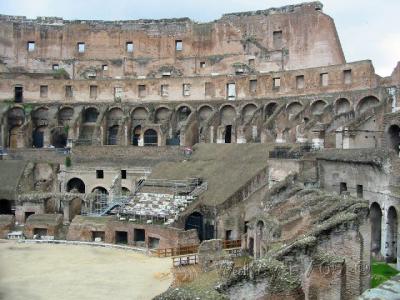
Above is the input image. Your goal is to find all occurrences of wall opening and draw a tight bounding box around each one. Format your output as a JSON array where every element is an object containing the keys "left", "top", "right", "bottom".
[
  {"left": 32, "top": 127, "right": 45, "bottom": 148},
  {"left": 339, "top": 182, "right": 347, "bottom": 194},
  {"left": 33, "top": 228, "right": 48, "bottom": 237},
  {"left": 370, "top": 202, "right": 382, "bottom": 257},
  {"left": 14, "top": 86, "right": 23, "bottom": 103},
  {"left": 67, "top": 178, "right": 85, "bottom": 193},
  {"left": 357, "top": 185, "right": 363, "bottom": 198},
  {"left": 273, "top": 31, "right": 283, "bottom": 48},
  {"left": 387, "top": 125, "right": 400, "bottom": 154},
  {"left": 83, "top": 108, "right": 99, "bottom": 123},
  {"left": 132, "top": 125, "right": 141, "bottom": 146},
  {"left": 134, "top": 228, "right": 145, "bottom": 242},
  {"left": 0, "top": 200, "right": 15, "bottom": 215},
  {"left": 107, "top": 125, "right": 119, "bottom": 145},
  {"left": 115, "top": 231, "right": 128, "bottom": 245},
  {"left": 386, "top": 207, "right": 398, "bottom": 263},
  {"left": 227, "top": 83, "right": 236, "bottom": 101},
  {"left": 25, "top": 212, "right": 35, "bottom": 222},
  {"left": 225, "top": 125, "right": 232, "bottom": 144},
  {"left": 149, "top": 237, "right": 160, "bottom": 249},
  {"left": 185, "top": 212, "right": 204, "bottom": 241},
  {"left": 225, "top": 230, "right": 233, "bottom": 241},
  {"left": 91, "top": 231, "right": 105, "bottom": 242},
  {"left": 144, "top": 129, "right": 158, "bottom": 146}
]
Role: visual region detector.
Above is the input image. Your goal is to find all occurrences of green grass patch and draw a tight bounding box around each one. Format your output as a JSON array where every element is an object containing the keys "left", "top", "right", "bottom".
[{"left": 371, "top": 260, "right": 399, "bottom": 288}]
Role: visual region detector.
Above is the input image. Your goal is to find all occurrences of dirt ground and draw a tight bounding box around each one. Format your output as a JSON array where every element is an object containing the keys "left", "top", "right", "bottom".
[{"left": 0, "top": 241, "right": 172, "bottom": 300}]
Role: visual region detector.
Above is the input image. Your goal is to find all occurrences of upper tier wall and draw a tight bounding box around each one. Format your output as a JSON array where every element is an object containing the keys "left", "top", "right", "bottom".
[{"left": 0, "top": 2, "right": 345, "bottom": 79}]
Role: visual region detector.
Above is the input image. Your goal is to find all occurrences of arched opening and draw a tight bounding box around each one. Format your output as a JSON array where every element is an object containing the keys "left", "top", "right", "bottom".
[
  {"left": 131, "top": 107, "right": 148, "bottom": 122},
  {"left": 256, "top": 220, "right": 264, "bottom": 258},
  {"left": 92, "top": 187, "right": 109, "bottom": 195},
  {"left": 83, "top": 107, "right": 99, "bottom": 123},
  {"left": 358, "top": 96, "right": 379, "bottom": 114},
  {"left": 51, "top": 127, "right": 67, "bottom": 148},
  {"left": 32, "top": 126, "right": 46, "bottom": 148},
  {"left": 67, "top": 178, "right": 85, "bottom": 193},
  {"left": 107, "top": 108, "right": 123, "bottom": 123},
  {"left": 286, "top": 102, "right": 303, "bottom": 117},
  {"left": 177, "top": 106, "right": 191, "bottom": 122},
  {"left": 0, "top": 200, "right": 15, "bottom": 215},
  {"left": 155, "top": 107, "right": 170, "bottom": 124},
  {"left": 198, "top": 106, "right": 213, "bottom": 123},
  {"left": 107, "top": 125, "right": 119, "bottom": 145},
  {"left": 185, "top": 212, "right": 204, "bottom": 241},
  {"left": 370, "top": 202, "right": 382, "bottom": 257},
  {"left": 132, "top": 125, "right": 142, "bottom": 146},
  {"left": 387, "top": 125, "right": 400, "bottom": 154},
  {"left": 265, "top": 103, "right": 278, "bottom": 120},
  {"left": 220, "top": 105, "right": 236, "bottom": 125},
  {"left": 335, "top": 98, "right": 351, "bottom": 115},
  {"left": 144, "top": 129, "right": 158, "bottom": 146},
  {"left": 386, "top": 207, "right": 398, "bottom": 263},
  {"left": 310, "top": 100, "right": 327, "bottom": 116},
  {"left": 242, "top": 104, "right": 257, "bottom": 123},
  {"left": 58, "top": 107, "right": 74, "bottom": 126},
  {"left": 7, "top": 107, "right": 25, "bottom": 148},
  {"left": 121, "top": 187, "right": 130, "bottom": 196}
]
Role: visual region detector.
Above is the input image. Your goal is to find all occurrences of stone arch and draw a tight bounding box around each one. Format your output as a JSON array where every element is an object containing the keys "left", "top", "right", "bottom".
[
  {"left": 132, "top": 125, "right": 142, "bottom": 146},
  {"left": 143, "top": 129, "right": 158, "bottom": 146},
  {"left": 386, "top": 124, "right": 400, "bottom": 154},
  {"left": 242, "top": 103, "right": 258, "bottom": 122},
  {"left": 198, "top": 105, "right": 213, "bottom": 122},
  {"left": 370, "top": 202, "right": 382, "bottom": 256},
  {"left": 107, "top": 107, "right": 124, "bottom": 122},
  {"left": 92, "top": 186, "right": 109, "bottom": 195},
  {"left": 155, "top": 107, "right": 170, "bottom": 123},
  {"left": 176, "top": 105, "right": 192, "bottom": 122},
  {"left": 334, "top": 98, "right": 351, "bottom": 115},
  {"left": 357, "top": 96, "right": 380, "bottom": 114},
  {"left": 386, "top": 206, "right": 398, "bottom": 263},
  {"left": 58, "top": 106, "right": 74, "bottom": 126},
  {"left": 67, "top": 178, "right": 85, "bottom": 193},
  {"left": 286, "top": 101, "right": 303, "bottom": 116},
  {"left": 310, "top": 100, "right": 328, "bottom": 115},
  {"left": 32, "top": 107, "right": 49, "bottom": 126},
  {"left": 121, "top": 187, "right": 130, "bottom": 195},
  {"left": 220, "top": 105, "right": 236, "bottom": 125},
  {"left": 185, "top": 211, "right": 204, "bottom": 241},
  {"left": 50, "top": 127, "right": 68, "bottom": 148},
  {"left": 7, "top": 107, "right": 25, "bottom": 148},
  {"left": 131, "top": 107, "right": 148, "bottom": 122},
  {"left": 83, "top": 107, "right": 99, "bottom": 123},
  {"left": 0, "top": 199, "right": 15, "bottom": 214},
  {"left": 265, "top": 102, "right": 278, "bottom": 119}
]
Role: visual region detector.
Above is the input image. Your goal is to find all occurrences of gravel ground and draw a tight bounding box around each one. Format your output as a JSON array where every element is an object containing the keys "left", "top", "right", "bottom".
[{"left": 0, "top": 240, "right": 172, "bottom": 300}]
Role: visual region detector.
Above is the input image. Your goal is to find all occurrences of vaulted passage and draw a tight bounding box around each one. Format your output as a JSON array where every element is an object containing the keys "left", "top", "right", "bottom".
[{"left": 185, "top": 212, "right": 204, "bottom": 241}]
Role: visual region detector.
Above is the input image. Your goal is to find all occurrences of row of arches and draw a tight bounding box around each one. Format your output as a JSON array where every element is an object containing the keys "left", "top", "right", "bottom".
[
  {"left": 370, "top": 202, "right": 398, "bottom": 263},
  {"left": 66, "top": 177, "right": 131, "bottom": 195}
]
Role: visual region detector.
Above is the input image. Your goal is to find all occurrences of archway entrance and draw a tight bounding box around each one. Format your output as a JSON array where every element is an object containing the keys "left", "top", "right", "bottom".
[
  {"left": 67, "top": 178, "right": 85, "bottom": 193},
  {"left": 185, "top": 212, "right": 204, "bottom": 241},
  {"left": 386, "top": 207, "right": 398, "bottom": 263},
  {"left": 144, "top": 129, "right": 158, "bottom": 146},
  {"left": 224, "top": 125, "right": 232, "bottom": 144},
  {"left": 387, "top": 125, "right": 400, "bottom": 154},
  {"left": 132, "top": 125, "right": 141, "bottom": 146},
  {"left": 370, "top": 202, "right": 382, "bottom": 257}
]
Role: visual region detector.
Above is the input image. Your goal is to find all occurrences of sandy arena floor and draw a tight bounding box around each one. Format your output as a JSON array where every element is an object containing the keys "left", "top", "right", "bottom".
[{"left": 0, "top": 241, "right": 172, "bottom": 300}]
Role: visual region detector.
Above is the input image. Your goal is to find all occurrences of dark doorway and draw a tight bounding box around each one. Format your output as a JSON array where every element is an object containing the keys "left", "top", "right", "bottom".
[
  {"left": 386, "top": 207, "right": 398, "bottom": 263},
  {"left": 14, "top": 86, "right": 23, "bottom": 103},
  {"left": 107, "top": 125, "right": 119, "bottom": 145},
  {"left": 0, "top": 200, "right": 14, "bottom": 214},
  {"left": 115, "top": 231, "right": 128, "bottom": 244},
  {"left": 32, "top": 129, "right": 44, "bottom": 148},
  {"left": 67, "top": 178, "right": 85, "bottom": 193},
  {"left": 225, "top": 230, "right": 232, "bottom": 241},
  {"left": 387, "top": 125, "right": 400, "bottom": 154},
  {"left": 132, "top": 125, "right": 141, "bottom": 146},
  {"left": 149, "top": 237, "right": 160, "bottom": 249},
  {"left": 33, "top": 228, "right": 48, "bottom": 237},
  {"left": 339, "top": 182, "right": 347, "bottom": 194},
  {"left": 134, "top": 228, "right": 145, "bottom": 242},
  {"left": 52, "top": 130, "right": 67, "bottom": 148},
  {"left": 225, "top": 125, "right": 232, "bottom": 144},
  {"left": 249, "top": 237, "right": 254, "bottom": 256},
  {"left": 204, "top": 222, "right": 214, "bottom": 240},
  {"left": 185, "top": 212, "right": 204, "bottom": 241},
  {"left": 144, "top": 129, "right": 158, "bottom": 146},
  {"left": 25, "top": 211, "right": 35, "bottom": 221}
]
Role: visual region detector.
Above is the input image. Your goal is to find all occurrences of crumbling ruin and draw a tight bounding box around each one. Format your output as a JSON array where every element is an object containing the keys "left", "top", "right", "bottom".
[{"left": 0, "top": 1, "right": 399, "bottom": 299}]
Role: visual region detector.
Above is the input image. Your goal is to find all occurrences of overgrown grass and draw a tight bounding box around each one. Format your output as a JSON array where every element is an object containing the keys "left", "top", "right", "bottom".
[{"left": 371, "top": 259, "right": 399, "bottom": 288}]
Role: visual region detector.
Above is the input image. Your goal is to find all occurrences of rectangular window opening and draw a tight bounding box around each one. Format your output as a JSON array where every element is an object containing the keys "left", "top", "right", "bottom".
[
  {"left": 77, "top": 42, "right": 85, "bottom": 53},
  {"left": 296, "top": 75, "right": 305, "bottom": 89},
  {"left": 205, "top": 82, "right": 214, "bottom": 97},
  {"left": 183, "top": 83, "right": 191, "bottom": 96},
  {"left": 161, "top": 84, "right": 169, "bottom": 97},
  {"left": 273, "top": 31, "right": 283, "bottom": 49},
  {"left": 14, "top": 86, "right": 23, "bottom": 103},
  {"left": 138, "top": 85, "right": 146, "bottom": 97},
  {"left": 65, "top": 85, "right": 73, "bottom": 98},
  {"left": 357, "top": 184, "right": 363, "bottom": 198},
  {"left": 200, "top": 61, "right": 206, "bottom": 68},
  {"left": 250, "top": 79, "right": 257, "bottom": 93},
  {"left": 175, "top": 40, "right": 183, "bottom": 51},
  {"left": 96, "top": 170, "right": 104, "bottom": 179},
  {"left": 102, "top": 64, "right": 108, "bottom": 71},
  {"left": 40, "top": 85, "right": 48, "bottom": 98},
  {"left": 90, "top": 85, "right": 98, "bottom": 98},
  {"left": 320, "top": 73, "right": 329, "bottom": 87},
  {"left": 134, "top": 228, "right": 145, "bottom": 242},
  {"left": 227, "top": 83, "right": 236, "bottom": 101},
  {"left": 344, "top": 69, "right": 352, "bottom": 85},
  {"left": 225, "top": 230, "right": 233, "bottom": 241},
  {"left": 273, "top": 77, "right": 281, "bottom": 89},
  {"left": 27, "top": 41, "right": 35, "bottom": 52},
  {"left": 121, "top": 170, "right": 127, "bottom": 179},
  {"left": 126, "top": 42, "right": 134, "bottom": 53},
  {"left": 52, "top": 64, "right": 59, "bottom": 70}
]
